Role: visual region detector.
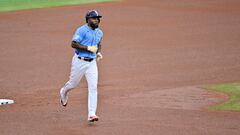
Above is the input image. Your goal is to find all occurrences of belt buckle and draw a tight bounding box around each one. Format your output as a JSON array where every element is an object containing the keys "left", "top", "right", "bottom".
[
  {"left": 78, "top": 57, "right": 85, "bottom": 61},
  {"left": 80, "top": 57, "right": 85, "bottom": 60}
]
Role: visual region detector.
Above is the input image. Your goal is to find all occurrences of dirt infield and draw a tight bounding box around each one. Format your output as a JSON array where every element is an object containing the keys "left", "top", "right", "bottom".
[{"left": 1, "top": 0, "right": 240, "bottom": 135}]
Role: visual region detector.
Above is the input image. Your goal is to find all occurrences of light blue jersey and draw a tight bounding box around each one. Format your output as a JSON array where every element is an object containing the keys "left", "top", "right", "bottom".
[{"left": 72, "top": 24, "right": 103, "bottom": 59}]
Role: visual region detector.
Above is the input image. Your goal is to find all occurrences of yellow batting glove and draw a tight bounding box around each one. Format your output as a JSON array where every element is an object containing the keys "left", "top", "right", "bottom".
[
  {"left": 97, "top": 52, "right": 103, "bottom": 61},
  {"left": 87, "top": 46, "right": 98, "bottom": 53}
]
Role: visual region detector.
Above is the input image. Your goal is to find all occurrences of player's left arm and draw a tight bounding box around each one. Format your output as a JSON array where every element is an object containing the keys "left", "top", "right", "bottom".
[
  {"left": 96, "top": 40, "right": 103, "bottom": 61},
  {"left": 97, "top": 31, "right": 103, "bottom": 53},
  {"left": 97, "top": 41, "right": 102, "bottom": 53}
]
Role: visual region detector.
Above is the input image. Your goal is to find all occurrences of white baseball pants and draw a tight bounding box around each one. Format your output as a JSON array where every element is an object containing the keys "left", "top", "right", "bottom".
[{"left": 61, "top": 53, "right": 98, "bottom": 118}]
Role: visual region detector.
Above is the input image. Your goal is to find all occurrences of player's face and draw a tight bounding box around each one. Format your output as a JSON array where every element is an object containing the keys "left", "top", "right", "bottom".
[
  {"left": 89, "top": 17, "right": 100, "bottom": 25},
  {"left": 88, "top": 17, "right": 100, "bottom": 29}
]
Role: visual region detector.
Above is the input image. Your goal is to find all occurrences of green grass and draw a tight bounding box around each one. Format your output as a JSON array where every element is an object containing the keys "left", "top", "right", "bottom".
[
  {"left": 206, "top": 83, "right": 240, "bottom": 111},
  {"left": 0, "top": 0, "right": 115, "bottom": 12}
]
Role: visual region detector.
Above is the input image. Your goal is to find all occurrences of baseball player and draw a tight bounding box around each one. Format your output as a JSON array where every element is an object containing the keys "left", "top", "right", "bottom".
[{"left": 59, "top": 10, "right": 103, "bottom": 123}]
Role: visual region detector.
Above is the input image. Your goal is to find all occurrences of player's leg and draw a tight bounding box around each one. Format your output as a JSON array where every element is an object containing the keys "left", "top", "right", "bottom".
[
  {"left": 60, "top": 54, "right": 88, "bottom": 106},
  {"left": 85, "top": 60, "right": 99, "bottom": 121}
]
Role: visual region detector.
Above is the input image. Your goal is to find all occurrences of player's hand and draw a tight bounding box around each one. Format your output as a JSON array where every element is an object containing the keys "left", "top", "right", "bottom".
[
  {"left": 96, "top": 52, "right": 103, "bottom": 61},
  {"left": 87, "top": 46, "right": 98, "bottom": 53}
]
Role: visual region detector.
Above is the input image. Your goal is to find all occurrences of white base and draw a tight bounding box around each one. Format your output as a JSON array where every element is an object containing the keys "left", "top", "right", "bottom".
[{"left": 0, "top": 99, "right": 14, "bottom": 105}]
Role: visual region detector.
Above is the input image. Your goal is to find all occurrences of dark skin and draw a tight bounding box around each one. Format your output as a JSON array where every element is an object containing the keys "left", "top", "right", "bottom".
[
  {"left": 71, "top": 41, "right": 101, "bottom": 53},
  {"left": 71, "top": 17, "right": 101, "bottom": 53}
]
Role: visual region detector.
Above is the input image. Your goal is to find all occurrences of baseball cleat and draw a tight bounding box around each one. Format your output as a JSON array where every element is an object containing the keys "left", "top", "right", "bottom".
[
  {"left": 88, "top": 115, "right": 99, "bottom": 123},
  {"left": 60, "top": 88, "right": 68, "bottom": 107}
]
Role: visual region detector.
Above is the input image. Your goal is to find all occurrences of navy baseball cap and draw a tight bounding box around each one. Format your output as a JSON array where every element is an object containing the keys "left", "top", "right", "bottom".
[{"left": 85, "top": 10, "right": 102, "bottom": 19}]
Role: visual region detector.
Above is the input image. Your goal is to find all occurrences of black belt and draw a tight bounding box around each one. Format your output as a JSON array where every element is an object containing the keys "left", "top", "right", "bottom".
[{"left": 78, "top": 57, "right": 94, "bottom": 62}]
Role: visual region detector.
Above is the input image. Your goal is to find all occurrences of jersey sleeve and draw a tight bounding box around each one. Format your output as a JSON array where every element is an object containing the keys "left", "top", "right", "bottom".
[{"left": 72, "top": 27, "right": 85, "bottom": 43}]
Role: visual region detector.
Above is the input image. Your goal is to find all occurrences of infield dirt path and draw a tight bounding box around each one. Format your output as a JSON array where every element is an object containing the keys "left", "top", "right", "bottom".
[{"left": 0, "top": 0, "right": 240, "bottom": 135}]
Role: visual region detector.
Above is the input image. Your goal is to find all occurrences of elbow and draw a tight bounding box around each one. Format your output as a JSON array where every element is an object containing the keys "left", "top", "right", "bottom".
[
  {"left": 71, "top": 41, "right": 76, "bottom": 48},
  {"left": 71, "top": 44, "right": 75, "bottom": 48}
]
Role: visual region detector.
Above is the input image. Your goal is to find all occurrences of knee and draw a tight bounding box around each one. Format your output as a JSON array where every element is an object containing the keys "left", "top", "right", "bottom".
[{"left": 65, "top": 81, "right": 78, "bottom": 90}]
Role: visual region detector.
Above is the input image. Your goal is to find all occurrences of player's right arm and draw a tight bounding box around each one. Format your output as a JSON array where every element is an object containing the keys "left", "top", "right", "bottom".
[
  {"left": 72, "top": 41, "right": 98, "bottom": 53},
  {"left": 71, "top": 27, "right": 98, "bottom": 53},
  {"left": 71, "top": 41, "right": 87, "bottom": 50}
]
